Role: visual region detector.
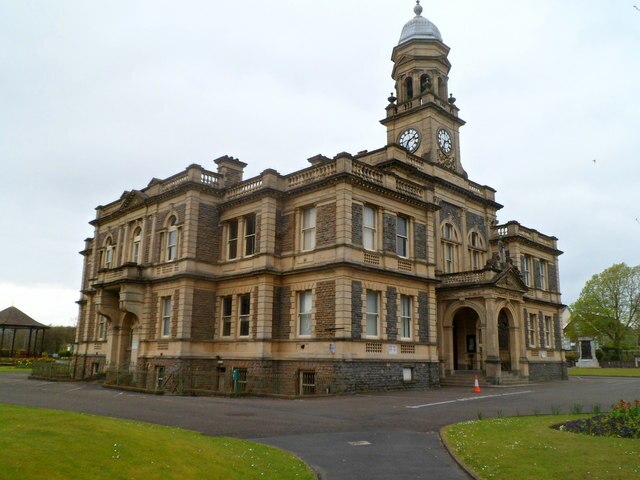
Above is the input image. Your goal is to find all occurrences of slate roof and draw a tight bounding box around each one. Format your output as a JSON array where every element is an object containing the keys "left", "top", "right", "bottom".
[{"left": 0, "top": 306, "right": 49, "bottom": 328}]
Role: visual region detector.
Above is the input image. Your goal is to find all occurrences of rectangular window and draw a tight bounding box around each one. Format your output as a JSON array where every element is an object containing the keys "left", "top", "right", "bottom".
[
  {"left": 298, "top": 290, "right": 312, "bottom": 336},
  {"left": 400, "top": 295, "right": 412, "bottom": 339},
  {"left": 300, "top": 371, "right": 316, "bottom": 395},
  {"left": 444, "top": 243, "right": 454, "bottom": 273},
  {"left": 167, "top": 229, "right": 177, "bottom": 261},
  {"left": 161, "top": 296, "right": 172, "bottom": 337},
  {"left": 535, "top": 260, "right": 547, "bottom": 290},
  {"left": 132, "top": 240, "right": 141, "bottom": 264},
  {"left": 366, "top": 290, "right": 379, "bottom": 337},
  {"left": 239, "top": 294, "right": 250, "bottom": 337},
  {"left": 521, "top": 256, "right": 531, "bottom": 286},
  {"left": 471, "top": 250, "right": 481, "bottom": 270},
  {"left": 301, "top": 207, "right": 316, "bottom": 251},
  {"left": 104, "top": 245, "right": 114, "bottom": 269},
  {"left": 396, "top": 216, "right": 408, "bottom": 257},
  {"left": 244, "top": 214, "right": 256, "bottom": 256},
  {"left": 228, "top": 220, "right": 238, "bottom": 259},
  {"left": 363, "top": 206, "right": 376, "bottom": 250},
  {"left": 528, "top": 313, "right": 537, "bottom": 347},
  {"left": 97, "top": 315, "right": 106, "bottom": 340},
  {"left": 545, "top": 315, "right": 552, "bottom": 348},
  {"left": 222, "top": 296, "right": 232, "bottom": 337}
]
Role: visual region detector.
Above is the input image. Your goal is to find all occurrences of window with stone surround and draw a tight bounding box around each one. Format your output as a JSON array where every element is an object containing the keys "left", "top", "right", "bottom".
[
  {"left": 534, "top": 259, "right": 547, "bottom": 290},
  {"left": 161, "top": 296, "right": 172, "bottom": 337},
  {"left": 227, "top": 220, "right": 238, "bottom": 259},
  {"left": 366, "top": 290, "right": 380, "bottom": 337},
  {"left": 441, "top": 222, "right": 460, "bottom": 273},
  {"left": 97, "top": 314, "right": 107, "bottom": 340},
  {"left": 528, "top": 312, "right": 537, "bottom": 347},
  {"left": 166, "top": 216, "right": 179, "bottom": 262},
  {"left": 131, "top": 227, "right": 142, "bottom": 264},
  {"left": 104, "top": 237, "right": 115, "bottom": 269},
  {"left": 363, "top": 205, "right": 377, "bottom": 251},
  {"left": 396, "top": 215, "right": 408, "bottom": 257},
  {"left": 298, "top": 290, "right": 312, "bottom": 337},
  {"left": 238, "top": 293, "right": 251, "bottom": 337},
  {"left": 468, "top": 231, "right": 485, "bottom": 270},
  {"left": 544, "top": 315, "right": 553, "bottom": 348},
  {"left": 244, "top": 214, "right": 256, "bottom": 256},
  {"left": 301, "top": 207, "right": 316, "bottom": 251},
  {"left": 221, "top": 296, "right": 232, "bottom": 337},
  {"left": 521, "top": 255, "right": 532, "bottom": 287},
  {"left": 225, "top": 214, "right": 258, "bottom": 260},
  {"left": 400, "top": 295, "right": 412, "bottom": 339}
]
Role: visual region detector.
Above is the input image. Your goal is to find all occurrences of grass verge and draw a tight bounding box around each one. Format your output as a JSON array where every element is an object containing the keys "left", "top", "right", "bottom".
[
  {"left": 569, "top": 367, "right": 640, "bottom": 377},
  {"left": 442, "top": 415, "right": 640, "bottom": 480},
  {"left": 0, "top": 404, "right": 314, "bottom": 480},
  {"left": 0, "top": 366, "right": 30, "bottom": 373}
]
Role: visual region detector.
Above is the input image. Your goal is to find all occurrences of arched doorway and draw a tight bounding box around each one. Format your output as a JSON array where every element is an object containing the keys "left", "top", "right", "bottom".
[
  {"left": 452, "top": 307, "right": 480, "bottom": 371},
  {"left": 498, "top": 310, "right": 511, "bottom": 371}
]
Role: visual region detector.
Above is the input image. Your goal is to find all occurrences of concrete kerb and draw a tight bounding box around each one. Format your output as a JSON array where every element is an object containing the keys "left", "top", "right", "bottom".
[{"left": 439, "top": 427, "right": 478, "bottom": 480}]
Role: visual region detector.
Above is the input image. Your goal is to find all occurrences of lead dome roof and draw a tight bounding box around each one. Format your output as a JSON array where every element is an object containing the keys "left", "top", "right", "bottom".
[{"left": 398, "top": 1, "right": 443, "bottom": 44}]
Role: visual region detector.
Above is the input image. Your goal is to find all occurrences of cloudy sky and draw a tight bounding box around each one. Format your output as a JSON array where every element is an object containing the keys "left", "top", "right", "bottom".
[{"left": 1, "top": 1, "right": 638, "bottom": 327}]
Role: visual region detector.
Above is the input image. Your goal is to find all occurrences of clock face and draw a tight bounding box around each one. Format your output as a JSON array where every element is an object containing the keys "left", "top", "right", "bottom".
[
  {"left": 398, "top": 128, "right": 421, "bottom": 153},
  {"left": 437, "top": 128, "right": 453, "bottom": 155}
]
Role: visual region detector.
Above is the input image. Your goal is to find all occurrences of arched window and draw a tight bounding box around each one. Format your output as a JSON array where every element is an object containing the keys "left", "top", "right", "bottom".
[
  {"left": 420, "top": 74, "right": 431, "bottom": 93},
  {"left": 441, "top": 222, "right": 460, "bottom": 273},
  {"left": 468, "top": 231, "right": 486, "bottom": 270},
  {"left": 405, "top": 77, "right": 413, "bottom": 100},
  {"left": 104, "top": 237, "right": 115, "bottom": 269},
  {"left": 131, "top": 227, "right": 142, "bottom": 264},
  {"left": 166, "top": 216, "right": 178, "bottom": 261}
]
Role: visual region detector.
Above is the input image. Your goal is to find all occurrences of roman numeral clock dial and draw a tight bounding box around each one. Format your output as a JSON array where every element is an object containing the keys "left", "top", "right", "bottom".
[{"left": 398, "top": 128, "right": 421, "bottom": 153}]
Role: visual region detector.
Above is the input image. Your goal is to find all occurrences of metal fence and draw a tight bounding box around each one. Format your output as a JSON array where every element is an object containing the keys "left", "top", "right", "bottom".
[
  {"left": 599, "top": 360, "right": 638, "bottom": 368},
  {"left": 31, "top": 361, "right": 73, "bottom": 379}
]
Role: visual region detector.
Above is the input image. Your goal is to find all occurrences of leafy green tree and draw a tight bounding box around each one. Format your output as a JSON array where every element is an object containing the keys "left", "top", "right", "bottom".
[
  {"left": 42, "top": 326, "right": 76, "bottom": 355},
  {"left": 571, "top": 263, "right": 640, "bottom": 356}
]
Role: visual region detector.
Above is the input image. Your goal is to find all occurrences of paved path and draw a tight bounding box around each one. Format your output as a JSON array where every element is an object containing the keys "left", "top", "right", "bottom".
[{"left": 2, "top": 372, "right": 639, "bottom": 479}]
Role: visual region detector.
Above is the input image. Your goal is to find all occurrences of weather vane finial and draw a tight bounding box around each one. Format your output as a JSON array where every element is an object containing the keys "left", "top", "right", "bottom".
[{"left": 414, "top": 1, "right": 423, "bottom": 16}]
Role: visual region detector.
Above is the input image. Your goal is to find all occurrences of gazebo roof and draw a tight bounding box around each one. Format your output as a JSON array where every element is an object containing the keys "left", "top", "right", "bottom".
[{"left": 0, "top": 306, "right": 49, "bottom": 329}]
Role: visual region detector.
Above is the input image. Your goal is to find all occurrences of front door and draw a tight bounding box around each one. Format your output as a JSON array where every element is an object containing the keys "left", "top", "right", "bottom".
[{"left": 498, "top": 311, "right": 511, "bottom": 371}]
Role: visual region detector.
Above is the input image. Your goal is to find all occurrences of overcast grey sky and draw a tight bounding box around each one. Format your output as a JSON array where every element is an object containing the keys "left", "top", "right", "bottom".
[{"left": 1, "top": 1, "right": 639, "bottom": 327}]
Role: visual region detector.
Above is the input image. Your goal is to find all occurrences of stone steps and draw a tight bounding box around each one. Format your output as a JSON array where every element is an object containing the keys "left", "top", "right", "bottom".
[{"left": 440, "top": 371, "right": 527, "bottom": 387}]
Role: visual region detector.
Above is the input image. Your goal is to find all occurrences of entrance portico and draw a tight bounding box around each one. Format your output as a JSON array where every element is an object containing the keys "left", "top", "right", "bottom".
[{"left": 438, "top": 266, "right": 527, "bottom": 384}]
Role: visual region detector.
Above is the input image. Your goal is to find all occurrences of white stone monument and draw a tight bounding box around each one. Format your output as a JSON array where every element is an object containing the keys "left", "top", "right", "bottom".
[{"left": 576, "top": 337, "right": 600, "bottom": 368}]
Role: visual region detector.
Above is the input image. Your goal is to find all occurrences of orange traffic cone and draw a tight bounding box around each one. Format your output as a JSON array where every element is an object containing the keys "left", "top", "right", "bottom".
[{"left": 473, "top": 375, "right": 481, "bottom": 393}]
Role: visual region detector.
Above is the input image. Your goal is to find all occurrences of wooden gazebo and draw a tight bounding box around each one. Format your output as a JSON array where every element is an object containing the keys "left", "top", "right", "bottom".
[{"left": 0, "top": 306, "right": 49, "bottom": 358}]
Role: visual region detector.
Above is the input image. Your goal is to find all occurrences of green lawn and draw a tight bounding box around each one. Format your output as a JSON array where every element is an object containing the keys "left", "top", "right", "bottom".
[
  {"left": 442, "top": 415, "right": 640, "bottom": 480},
  {"left": 0, "top": 404, "right": 314, "bottom": 480},
  {"left": 0, "top": 366, "right": 31, "bottom": 373},
  {"left": 569, "top": 367, "right": 640, "bottom": 377}
]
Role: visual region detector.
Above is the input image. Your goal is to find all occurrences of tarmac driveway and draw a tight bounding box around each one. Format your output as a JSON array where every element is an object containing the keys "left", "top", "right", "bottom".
[{"left": 1, "top": 372, "right": 639, "bottom": 479}]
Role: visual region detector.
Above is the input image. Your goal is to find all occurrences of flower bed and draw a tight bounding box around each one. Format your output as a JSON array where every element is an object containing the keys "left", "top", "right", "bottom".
[{"left": 555, "top": 400, "right": 640, "bottom": 438}]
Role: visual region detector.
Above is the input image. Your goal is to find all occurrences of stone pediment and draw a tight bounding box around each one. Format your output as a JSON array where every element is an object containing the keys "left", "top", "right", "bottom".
[
  {"left": 437, "top": 265, "right": 527, "bottom": 294},
  {"left": 491, "top": 267, "right": 528, "bottom": 293},
  {"left": 118, "top": 190, "right": 148, "bottom": 212}
]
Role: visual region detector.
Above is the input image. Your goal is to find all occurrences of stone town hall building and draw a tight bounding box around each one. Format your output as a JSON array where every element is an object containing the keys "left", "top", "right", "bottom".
[{"left": 73, "top": 3, "right": 566, "bottom": 394}]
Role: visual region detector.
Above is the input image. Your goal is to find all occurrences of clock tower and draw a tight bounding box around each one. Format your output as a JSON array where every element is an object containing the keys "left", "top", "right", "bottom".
[{"left": 381, "top": 1, "right": 467, "bottom": 177}]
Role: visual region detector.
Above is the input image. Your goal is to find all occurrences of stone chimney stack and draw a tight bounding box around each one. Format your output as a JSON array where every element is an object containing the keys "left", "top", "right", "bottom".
[{"left": 214, "top": 155, "right": 247, "bottom": 187}]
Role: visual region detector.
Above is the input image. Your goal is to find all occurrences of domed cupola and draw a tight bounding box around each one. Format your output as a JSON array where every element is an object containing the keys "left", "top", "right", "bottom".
[
  {"left": 382, "top": 2, "right": 467, "bottom": 177},
  {"left": 398, "top": 1, "right": 443, "bottom": 44}
]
